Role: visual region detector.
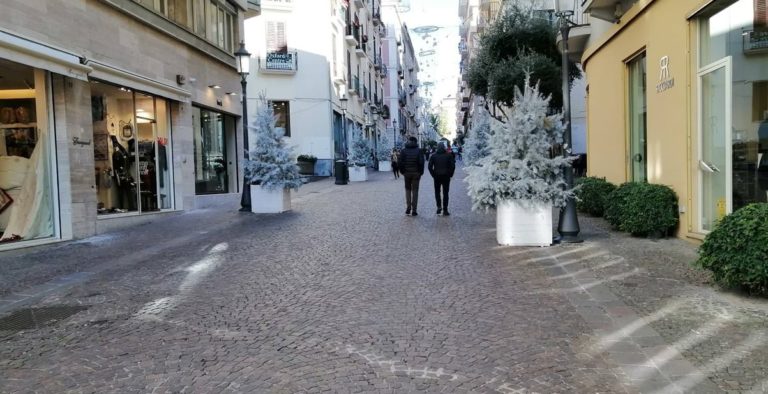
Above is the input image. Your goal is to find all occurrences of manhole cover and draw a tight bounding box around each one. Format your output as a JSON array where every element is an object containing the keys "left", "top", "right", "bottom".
[{"left": 0, "top": 306, "right": 88, "bottom": 332}]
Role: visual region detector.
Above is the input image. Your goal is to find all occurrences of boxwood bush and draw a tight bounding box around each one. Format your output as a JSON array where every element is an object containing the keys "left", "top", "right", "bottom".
[
  {"left": 605, "top": 182, "right": 679, "bottom": 237},
  {"left": 695, "top": 203, "right": 768, "bottom": 295},
  {"left": 575, "top": 176, "right": 616, "bottom": 217}
]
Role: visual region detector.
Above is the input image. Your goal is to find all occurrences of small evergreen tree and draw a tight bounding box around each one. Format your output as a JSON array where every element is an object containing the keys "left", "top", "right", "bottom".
[
  {"left": 463, "top": 109, "right": 493, "bottom": 167},
  {"left": 377, "top": 134, "right": 392, "bottom": 160},
  {"left": 244, "top": 96, "right": 303, "bottom": 191},
  {"left": 349, "top": 126, "right": 371, "bottom": 166},
  {"left": 466, "top": 76, "right": 573, "bottom": 211}
]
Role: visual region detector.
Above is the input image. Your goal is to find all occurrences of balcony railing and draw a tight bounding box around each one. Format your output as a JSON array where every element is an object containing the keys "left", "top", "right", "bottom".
[
  {"left": 259, "top": 51, "right": 298, "bottom": 74},
  {"left": 345, "top": 25, "right": 359, "bottom": 46},
  {"left": 355, "top": 41, "right": 366, "bottom": 57}
]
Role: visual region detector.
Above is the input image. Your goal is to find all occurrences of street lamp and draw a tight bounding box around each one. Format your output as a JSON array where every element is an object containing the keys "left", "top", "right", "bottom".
[
  {"left": 392, "top": 119, "right": 397, "bottom": 148},
  {"left": 555, "top": 10, "right": 582, "bottom": 243},
  {"left": 235, "top": 41, "right": 252, "bottom": 212},
  {"left": 336, "top": 95, "right": 349, "bottom": 185}
]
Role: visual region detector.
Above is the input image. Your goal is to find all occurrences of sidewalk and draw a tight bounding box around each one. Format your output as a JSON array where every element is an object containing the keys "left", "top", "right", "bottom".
[{"left": 0, "top": 167, "right": 767, "bottom": 392}]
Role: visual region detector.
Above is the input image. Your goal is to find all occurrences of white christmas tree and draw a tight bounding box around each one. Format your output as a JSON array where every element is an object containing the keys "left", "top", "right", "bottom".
[
  {"left": 466, "top": 77, "right": 573, "bottom": 211},
  {"left": 244, "top": 95, "right": 303, "bottom": 191},
  {"left": 463, "top": 108, "right": 493, "bottom": 167},
  {"left": 348, "top": 126, "right": 371, "bottom": 166},
  {"left": 376, "top": 134, "right": 392, "bottom": 160}
]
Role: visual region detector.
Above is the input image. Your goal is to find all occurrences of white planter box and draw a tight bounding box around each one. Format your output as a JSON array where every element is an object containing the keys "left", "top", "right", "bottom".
[
  {"left": 250, "top": 186, "right": 291, "bottom": 213},
  {"left": 496, "top": 199, "right": 552, "bottom": 246},
  {"left": 378, "top": 160, "right": 391, "bottom": 172},
  {"left": 349, "top": 166, "right": 368, "bottom": 182}
]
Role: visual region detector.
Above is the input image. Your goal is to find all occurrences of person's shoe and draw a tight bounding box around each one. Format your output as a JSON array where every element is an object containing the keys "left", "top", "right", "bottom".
[
  {"left": 405, "top": 208, "right": 411, "bottom": 215},
  {"left": 411, "top": 211, "right": 418, "bottom": 216},
  {"left": 436, "top": 208, "right": 442, "bottom": 215},
  {"left": 443, "top": 210, "right": 450, "bottom": 216}
]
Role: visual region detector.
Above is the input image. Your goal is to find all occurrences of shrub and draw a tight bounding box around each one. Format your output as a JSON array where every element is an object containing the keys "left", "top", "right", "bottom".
[
  {"left": 297, "top": 154, "right": 317, "bottom": 163},
  {"left": 605, "top": 182, "right": 679, "bottom": 237},
  {"left": 575, "top": 176, "right": 616, "bottom": 217},
  {"left": 695, "top": 203, "right": 768, "bottom": 295}
]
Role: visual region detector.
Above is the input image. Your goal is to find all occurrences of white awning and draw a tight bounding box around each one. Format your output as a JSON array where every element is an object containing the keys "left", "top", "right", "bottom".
[
  {"left": 0, "top": 29, "right": 91, "bottom": 81},
  {"left": 86, "top": 60, "right": 191, "bottom": 103}
]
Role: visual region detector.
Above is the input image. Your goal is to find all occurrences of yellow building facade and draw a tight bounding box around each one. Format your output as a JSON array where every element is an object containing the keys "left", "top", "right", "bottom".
[{"left": 583, "top": 0, "right": 768, "bottom": 241}]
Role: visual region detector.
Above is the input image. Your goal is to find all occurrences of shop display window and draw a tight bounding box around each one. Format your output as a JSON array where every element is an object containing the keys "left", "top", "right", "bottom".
[
  {"left": 0, "top": 59, "right": 55, "bottom": 244},
  {"left": 91, "top": 81, "right": 173, "bottom": 215},
  {"left": 193, "top": 107, "right": 234, "bottom": 194}
]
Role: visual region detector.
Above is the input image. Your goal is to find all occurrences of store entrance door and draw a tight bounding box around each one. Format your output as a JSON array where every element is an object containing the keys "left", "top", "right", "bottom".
[{"left": 698, "top": 57, "right": 731, "bottom": 232}]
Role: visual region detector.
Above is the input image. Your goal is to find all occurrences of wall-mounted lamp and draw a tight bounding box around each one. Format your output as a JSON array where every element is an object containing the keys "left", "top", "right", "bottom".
[
  {"left": 208, "top": 84, "right": 221, "bottom": 89},
  {"left": 226, "top": 92, "right": 238, "bottom": 96}
]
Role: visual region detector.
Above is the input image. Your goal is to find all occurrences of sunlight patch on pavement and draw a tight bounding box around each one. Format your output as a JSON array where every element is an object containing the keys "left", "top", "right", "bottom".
[
  {"left": 593, "top": 299, "right": 686, "bottom": 353},
  {"left": 549, "top": 258, "right": 624, "bottom": 280}
]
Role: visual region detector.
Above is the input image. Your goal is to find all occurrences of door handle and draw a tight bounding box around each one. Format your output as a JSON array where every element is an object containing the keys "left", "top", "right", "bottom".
[
  {"left": 633, "top": 153, "right": 643, "bottom": 162},
  {"left": 699, "top": 160, "right": 720, "bottom": 173}
]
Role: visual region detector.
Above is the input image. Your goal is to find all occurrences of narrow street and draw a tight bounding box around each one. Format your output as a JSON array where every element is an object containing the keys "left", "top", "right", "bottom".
[{"left": 1, "top": 168, "right": 767, "bottom": 393}]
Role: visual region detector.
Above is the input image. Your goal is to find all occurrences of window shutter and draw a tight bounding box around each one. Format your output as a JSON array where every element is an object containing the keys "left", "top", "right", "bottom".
[
  {"left": 757, "top": 0, "right": 768, "bottom": 31},
  {"left": 266, "top": 21, "right": 287, "bottom": 52}
]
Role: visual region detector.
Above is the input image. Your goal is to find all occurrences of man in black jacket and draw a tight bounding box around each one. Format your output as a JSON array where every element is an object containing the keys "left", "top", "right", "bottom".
[
  {"left": 399, "top": 137, "right": 425, "bottom": 216},
  {"left": 428, "top": 143, "right": 456, "bottom": 216}
]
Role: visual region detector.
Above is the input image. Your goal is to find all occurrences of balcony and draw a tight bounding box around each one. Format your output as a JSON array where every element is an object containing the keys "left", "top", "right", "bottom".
[
  {"left": 378, "top": 24, "right": 387, "bottom": 38},
  {"left": 359, "top": 85, "right": 368, "bottom": 102},
  {"left": 259, "top": 51, "right": 298, "bottom": 74},
  {"left": 378, "top": 66, "right": 388, "bottom": 79},
  {"left": 333, "top": 63, "right": 346, "bottom": 86},
  {"left": 582, "top": 0, "right": 626, "bottom": 23},
  {"left": 373, "top": 55, "right": 382, "bottom": 70},
  {"left": 262, "top": 0, "right": 292, "bottom": 10},
  {"left": 556, "top": 19, "right": 591, "bottom": 63},
  {"left": 372, "top": 7, "right": 381, "bottom": 25},
  {"left": 355, "top": 41, "right": 366, "bottom": 57},
  {"left": 345, "top": 25, "right": 359, "bottom": 46}
]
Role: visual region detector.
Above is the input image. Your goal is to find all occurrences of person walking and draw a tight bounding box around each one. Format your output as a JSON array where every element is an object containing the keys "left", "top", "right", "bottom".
[
  {"left": 428, "top": 143, "right": 455, "bottom": 216},
  {"left": 390, "top": 148, "right": 400, "bottom": 179},
  {"left": 399, "top": 136, "right": 424, "bottom": 216}
]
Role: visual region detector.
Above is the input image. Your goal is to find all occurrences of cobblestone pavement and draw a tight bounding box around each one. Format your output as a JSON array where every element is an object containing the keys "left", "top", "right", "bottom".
[{"left": 1, "top": 167, "right": 767, "bottom": 393}]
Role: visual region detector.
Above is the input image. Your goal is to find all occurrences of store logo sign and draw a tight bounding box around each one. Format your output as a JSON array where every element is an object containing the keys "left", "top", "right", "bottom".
[{"left": 656, "top": 56, "right": 675, "bottom": 93}]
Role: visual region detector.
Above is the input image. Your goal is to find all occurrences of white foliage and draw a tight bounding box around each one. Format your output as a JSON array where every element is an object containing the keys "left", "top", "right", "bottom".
[
  {"left": 377, "top": 134, "right": 392, "bottom": 159},
  {"left": 463, "top": 109, "right": 493, "bottom": 167},
  {"left": 349, "top": 126, "right": 372, "bottom": 166},
  {"left": 466, "top": 77, "right": 573, "bottom": 211},
  {"left": 244, "top": 96, "right": 303, "bottom": 191}
]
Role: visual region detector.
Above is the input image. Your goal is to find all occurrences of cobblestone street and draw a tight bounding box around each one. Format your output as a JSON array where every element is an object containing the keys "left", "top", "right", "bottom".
[{"left": 1, "top": 167, "right": 768, "bottom": 393}]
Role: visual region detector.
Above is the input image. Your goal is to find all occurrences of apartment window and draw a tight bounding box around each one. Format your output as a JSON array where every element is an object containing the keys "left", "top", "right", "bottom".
[
  {"left": 134, "top": 0, "right": 236, "bottom": 52},
  {"left": 266, "top": 21, "right": 288, "bottom": 52},
  {"left": 271, "top": 101, "right": 291, "bottom": 137}
]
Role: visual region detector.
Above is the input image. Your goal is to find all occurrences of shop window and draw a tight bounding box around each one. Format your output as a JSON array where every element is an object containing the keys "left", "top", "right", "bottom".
[
  {"left": 0, "top": 59, "right": 55, "bottom": 244},
  {"left": 271, "top": 101, "right": 291, "bottom": 137},
  {"left": 193, "top": 107, "right": 234, "bottom": 194},
  {"left": 91, "top": 81, "right": 173, "bottom": 215}
]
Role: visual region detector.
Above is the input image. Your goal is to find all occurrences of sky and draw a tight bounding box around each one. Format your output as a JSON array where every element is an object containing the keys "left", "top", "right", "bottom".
[{"left": 398, "top": 0, "right": 461, "bottom": 111}]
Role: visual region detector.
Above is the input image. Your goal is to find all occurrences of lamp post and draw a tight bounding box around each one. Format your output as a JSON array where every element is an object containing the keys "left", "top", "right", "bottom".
[
  {"left": 336, "top": 95, "right": 349, "bottom": 185},
  {"left": 235, "top": 41, "right": 252, "bottom": 212},
  {"left": 555, "top": 10, "right": 582, "bottom": 243},
  {"left": 392, "top": 119, "right": 397, "bottom": 148}
]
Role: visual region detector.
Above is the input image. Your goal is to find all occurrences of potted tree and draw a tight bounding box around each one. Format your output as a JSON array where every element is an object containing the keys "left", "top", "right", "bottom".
[
  {"left": 348, "top": 126, "right": 370, "bottom": 182},
  {"left": 377, "top": 134, "right": 392, "bottom": 172},
  {"left": 244, "top": 95, "right": 304, "bottom": 213},
  {"left": 296, "top": 154, "right": 317, "bottom": 175},
  {"left": 466, "top": 77, "right": 573, "bottom": 246}
]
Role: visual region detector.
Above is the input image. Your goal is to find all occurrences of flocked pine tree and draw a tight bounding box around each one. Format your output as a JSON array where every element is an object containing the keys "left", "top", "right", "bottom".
[
  {"left": 348, "top": 125, "right": 371, "bottom": 166},
  {"left": 244, "top": 95, "right": 303, "bottom": 191},
  {"left": 377, "top": 134, "right": 392, "bottom": 161},
  {"left": 463, "top": 108, "right": 493, "bottom": 167},
  {"left": 466, "top": 77, "right": 573, "bottom": 211}
]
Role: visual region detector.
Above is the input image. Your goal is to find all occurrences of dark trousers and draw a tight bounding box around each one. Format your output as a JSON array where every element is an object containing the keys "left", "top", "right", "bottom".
[
  {"left": 392, "top": 162, "right": 399, "bottom": 178},
  {"left": 433, "top": 175, "right": 451, "bottom": 210},
  {"left": 404, "top": 173, "right": 421, "bottom": 210}
]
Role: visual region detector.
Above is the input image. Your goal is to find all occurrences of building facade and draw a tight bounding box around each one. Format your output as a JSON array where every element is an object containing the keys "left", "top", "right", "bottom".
[
  {"left": 582, "top": 0, "right": 768, "bottom": 239},
  {"left": 0, "top": 0, "right": 257, "bottom": 250}
]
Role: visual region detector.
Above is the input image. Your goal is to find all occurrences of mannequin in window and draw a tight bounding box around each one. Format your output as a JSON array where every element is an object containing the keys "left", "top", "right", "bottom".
[{"left": 110, "top": 135, "right": 136, "bottom": 211}]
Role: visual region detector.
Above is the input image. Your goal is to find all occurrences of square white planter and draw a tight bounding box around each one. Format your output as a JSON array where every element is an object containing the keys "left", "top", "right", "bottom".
[
  {"left": 250, "top": 186, "right": 291, "bottom": 213},
  {"left": 496, "top": 199, "right": 552, "bottom": 246},
  {"left": 378, "top": 160, "right": 391, "bottom": 172},
  {"left": 349, "top": 166, "right": 368, "bottom": 182}
]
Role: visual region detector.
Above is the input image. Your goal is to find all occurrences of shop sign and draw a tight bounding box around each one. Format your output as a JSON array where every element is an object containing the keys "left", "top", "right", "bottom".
[{"left": 656, "top": 55, "right": 675, "bottom": 93}]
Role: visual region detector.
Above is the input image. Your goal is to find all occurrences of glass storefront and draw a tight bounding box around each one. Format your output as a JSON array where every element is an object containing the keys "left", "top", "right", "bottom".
[
  {"left": 193, "top": 107, "right": 235, "bottom": 194},
  {"left": 0, "top": 59, "right": 55, "bottom": 243},
  {"left": 91, "top": 81, "right": 173, "bottom": 215},
  {"left": 699, "top": 0, "right": 768, "bottom": 223}
]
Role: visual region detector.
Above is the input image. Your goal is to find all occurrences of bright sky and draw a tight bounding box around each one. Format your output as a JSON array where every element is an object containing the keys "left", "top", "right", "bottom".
[{"left": 399, "top": 0, "right": 461, "bottom": 110}]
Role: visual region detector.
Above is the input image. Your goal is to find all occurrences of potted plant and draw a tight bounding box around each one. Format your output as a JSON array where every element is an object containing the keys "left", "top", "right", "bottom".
[
  {"left": 376, "top": 134, "right": 392, "bottom": 172},
  {"left": 244, "top": 95, "right": 304, "bottom": 213},
  {"left": 348, "top": 126, "right": 371, "bottom": 182},
  {"left": 296, "top": 154, "right": 317, "bottom": 175},
  {"left": 466, "top": 77, "right": 573, "bottom": 246}
]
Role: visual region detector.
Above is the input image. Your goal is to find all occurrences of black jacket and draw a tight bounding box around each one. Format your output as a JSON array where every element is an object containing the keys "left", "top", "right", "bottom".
[
  {"left": 399, "top": 141, "right": 424, "bottom": 175},
  {"left": 428, "top": 149, "right": 455, "bottom": 178}
]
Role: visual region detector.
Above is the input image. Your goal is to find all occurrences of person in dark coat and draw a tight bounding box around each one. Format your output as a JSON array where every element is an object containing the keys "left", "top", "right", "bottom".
[
  {"left": 428, "top": 143, "right": 456, "bottom": 215},
  {"left": 399, "top": 136, "right": 424, "bottom": 216}
]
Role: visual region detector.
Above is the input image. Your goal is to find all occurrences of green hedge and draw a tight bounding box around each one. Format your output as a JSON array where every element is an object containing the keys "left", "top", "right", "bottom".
[
  {"left": 695, "top": 203, "right": 768, "bottom": 295},
  {"left": 575, "top": 177, "right": 616, "bottom": 217},
  {"left": 604, "top": 182, "right": 679, "bottom": 237}
]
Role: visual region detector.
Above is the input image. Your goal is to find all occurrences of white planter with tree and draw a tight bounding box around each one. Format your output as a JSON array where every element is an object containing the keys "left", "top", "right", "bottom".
[
  {"left": 245, "top": 95, "right": 304, "bottom": 213},
  {"left": 377, "top": 134, "right": 392, "bottom": 172},
  {"left": 348, "top": 126, "right": 370, "bottom": 182},
  {"left": 466, "top": 78, "right": 573, "bottom": 246}
]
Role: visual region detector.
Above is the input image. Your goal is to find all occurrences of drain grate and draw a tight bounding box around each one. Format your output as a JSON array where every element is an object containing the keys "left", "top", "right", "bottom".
[{"left": 0, "top": 306, "right": 88, "bottom": 332}]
